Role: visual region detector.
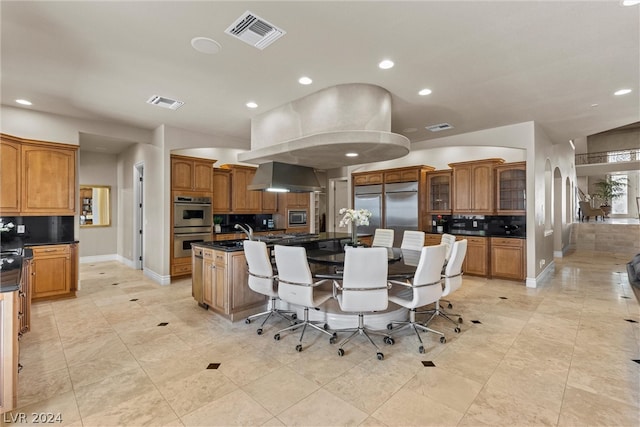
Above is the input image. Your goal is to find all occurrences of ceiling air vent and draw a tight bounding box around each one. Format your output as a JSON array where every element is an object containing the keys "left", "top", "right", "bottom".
[
  {"left": 225, "top": 11, "right": 285, "bottom": 50},
  {"left": 146, "top": 95, "right": 184, "bottom": 110},
  {"left": 426, "top": 123, "right": 454, "bottom": 132}
]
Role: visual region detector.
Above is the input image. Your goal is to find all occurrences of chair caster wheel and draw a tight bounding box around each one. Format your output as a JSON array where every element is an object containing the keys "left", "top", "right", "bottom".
[
  {"left": 458, "top": 317, "right": 463, "bottom": 324},
  {"left": 323, "top": 323, "right": 329, "bottom": 330},
  {"left": 329, "top": 336, "right": 336, "bottom": 344},
  {"left": 384, "top": 336, "right": 394, "bottom": 345},
  {"left": 256, "top": 328, "right": 263, "bottom": 335},
  {"left": 274, "top": 334, "right": 280, "bottom": 341},
  {"left": 440, "top": 336, "right": 447, "bottom": 344},
  {"left": 377, "top": 352, "right": 384, "bottom": 361},
  {"left": 447, "top": 303, "right": 453, "bottom": 309},
  {"left": 386, "top": 323, "right": 393, "bottom": 330},
  {"left": 291, "top": 313, "right": 297, "bottom": 320},
  {"left": 295, "top": 344, "right": 302, "bottom": 352},
  {"left": 245, "top": 318, "right": 251, "bottom": 324},
  {"left": 419, "top": 345, "right": 425, "bottom": 353},
  {"left": 454, "top": 327, "right": 461, "bottom": 334},
  {"left": 337, "top": 348, "right": 345, "bottom": 357}
]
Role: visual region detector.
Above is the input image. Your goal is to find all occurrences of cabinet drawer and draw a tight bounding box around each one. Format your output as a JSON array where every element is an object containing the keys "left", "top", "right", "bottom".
[
  {"left": 171, "top": 264, "right": 191, "bottom": 275},
  {"left": 491, "top": 237, "right": 524, "bottom": 247},
  {"left": 30, "top": 245, "right": 70, "bottom": 257},
  {"left": 458, "top": 236, "right": 486, "bottom": 245},
  {"left": 203, "top": 249, "right": 215, "bottom": 260}
]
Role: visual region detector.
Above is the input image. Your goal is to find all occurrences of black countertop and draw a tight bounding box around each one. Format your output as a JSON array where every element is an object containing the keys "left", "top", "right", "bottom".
[
  {"left": 194, "top": 232, "right": 358, "bottom": 252},
  {"left": 0, "top": 248, "right": 32, "bottom": 293},
  {"left": 426, "top": 230, "right": 525, "bottom": 239}
]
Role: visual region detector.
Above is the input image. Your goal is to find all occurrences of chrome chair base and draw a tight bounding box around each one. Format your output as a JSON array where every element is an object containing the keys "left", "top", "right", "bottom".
[
  {"left": 273, "top": 306, "right": 336, "bottom": 351},
  {"left": 335, "top": 313, "right": 394, "bottom": 360},
  {"left": 245, "top": 297, "right": 296, "bottom": 335},
  {"left": 388, "top": 309, "right": 446, "bottom": 353},
  {"left": 418, "top": 301, "right": 463, "bottom": 333}
]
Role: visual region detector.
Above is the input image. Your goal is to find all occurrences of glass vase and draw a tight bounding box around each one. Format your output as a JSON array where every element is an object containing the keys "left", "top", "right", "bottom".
[{"left": 351, "top": 225, "right": 358, "bottom": 246}]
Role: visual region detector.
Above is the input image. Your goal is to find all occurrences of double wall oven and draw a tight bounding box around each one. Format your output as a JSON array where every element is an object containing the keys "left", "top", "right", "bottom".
[{"left": 173, "top": 196, "right": 212, "bottom": 258}]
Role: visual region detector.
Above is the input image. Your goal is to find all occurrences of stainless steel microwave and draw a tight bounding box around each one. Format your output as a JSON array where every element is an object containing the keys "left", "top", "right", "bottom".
[{"left": 288, "top": 210, "right": 307, "bottom": 227}]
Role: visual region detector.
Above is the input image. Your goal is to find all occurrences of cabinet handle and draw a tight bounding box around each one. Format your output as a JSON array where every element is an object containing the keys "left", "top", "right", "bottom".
[{"left": 43, "top": 249, "right": 56, "bottom": 252}]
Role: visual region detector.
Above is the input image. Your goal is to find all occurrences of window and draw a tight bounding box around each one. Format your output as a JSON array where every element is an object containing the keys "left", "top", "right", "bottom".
[{"left": 611, "top": 175, "right": 628, "bottom": 215}]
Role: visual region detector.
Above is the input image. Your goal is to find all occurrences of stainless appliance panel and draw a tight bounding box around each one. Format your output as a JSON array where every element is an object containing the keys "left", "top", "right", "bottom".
[
  {"left": 384, "top": 182, "right": 419, "bottom": 246},
  {"left": 354, "top": 193, "right": 382, "bottom": 236},
  {"left": 173, "top": 196, "right": 212, "bottom": 228},
  {"left": 174, "top": 232, "right": 212, "bottom": 258}
]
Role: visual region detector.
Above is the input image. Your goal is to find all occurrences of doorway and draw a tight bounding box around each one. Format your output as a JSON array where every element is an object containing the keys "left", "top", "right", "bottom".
[
  {"left": 134, "top": 162, "right": 144, "bottom": 270},
  {"left": 329, "top": 178, "right": 349, "bottom": 233}
]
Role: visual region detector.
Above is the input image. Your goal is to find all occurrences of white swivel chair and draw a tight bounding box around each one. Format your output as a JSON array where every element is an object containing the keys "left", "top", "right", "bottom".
[
  {"left": 333, "top": 247, "right": 394, "bottom": 360},
  {"left": 439, "top": 233, "right": 457, "bottom": 308},
  {"left": 421, "top": 239, "right": 467, "bottom": 333},
  {"left": 272, "top": 245, "right": 337, "bottom": 351},
  {"left": 243, "top": 240, "right": 296, "bottom": 335},
  {"left": 372, "top": 228, "right": 394, "bottom": 248},
  {"left": 387, "top": 244, "right": 448, "bottom": 353},
  {"left": 400, "top": 230, "right": 425, "bottom": 251}
]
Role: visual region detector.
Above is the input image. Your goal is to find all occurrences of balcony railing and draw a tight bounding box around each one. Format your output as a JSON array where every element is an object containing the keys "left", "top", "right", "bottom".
[{"left": 576, "top": 148, "right": 640, "bottom": 166}]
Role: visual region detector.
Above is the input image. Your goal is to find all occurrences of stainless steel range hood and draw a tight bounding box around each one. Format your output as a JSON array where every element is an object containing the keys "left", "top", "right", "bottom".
[{"left": 248, "top": 162, "right": 322, "bottom": 193}]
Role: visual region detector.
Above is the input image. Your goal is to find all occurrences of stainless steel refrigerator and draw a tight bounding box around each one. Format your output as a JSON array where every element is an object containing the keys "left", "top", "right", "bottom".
[
  {"left": 353, "top": 184, "right": 382, "bottom": 236},
  {"left": 384, "top": 182, "right": 419, "bottom": 246}
]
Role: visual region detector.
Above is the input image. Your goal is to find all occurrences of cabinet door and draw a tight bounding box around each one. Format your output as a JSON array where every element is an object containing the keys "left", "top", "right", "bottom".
[
  {"left": 426, "top": 171, "right": 452, "bottom": 213},
  {"left": 424, "top": 234, "right": 442, "bottom": 246},
  {"left": 21, "top": 145, "right": 76, "bottom": 214},
  {"left": 193, "top": 161, "right": 213, "bottom": 192},
  {"left": 262, "top": 191, "right": 278, "bottom": 212},
  {"left": 213, "top": 170, "right": 231, "bottom": 212},
  {"left": 491, "top": 238, "right": 525, "bottom": 280},
  {"left": 212, "top": 260, "right": 227, "bottom": 313},
  {"left": 472, "top": 164, "right": 494, "bottom": 213},
  {"left": 0, "top": 140, "right": 20, "bottom": 214},
  {"left": 230, "top": 252, "right": 265, "bottom": 311},
  {"left": 464, "top": 238, "right": 488, "bottom": 276},
  {"left": 496, "top": 164, "right": 526, "bottom": 214},
  {"left": 231, "top": 168, "right": 250, "bottom": 211},
  {"left": 32, "top": 254, "right": 71, "bottom": 299},
  {"left": 452, "top": 165, "right": 472, "bottom": 212},
  {"left": 171, "top": 158, "right": 194, "bottom": 191},
  {"left": 246, "top": 169, "right": 262, "bottom": 211},
  {"left": 203, "top": 257, "right": 214, "bottom": 307}
]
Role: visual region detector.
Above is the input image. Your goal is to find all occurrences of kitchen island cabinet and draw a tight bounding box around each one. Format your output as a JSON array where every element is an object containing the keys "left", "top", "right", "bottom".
[{"left": 449, "top": 158, "right": 504, "bottom": 214}]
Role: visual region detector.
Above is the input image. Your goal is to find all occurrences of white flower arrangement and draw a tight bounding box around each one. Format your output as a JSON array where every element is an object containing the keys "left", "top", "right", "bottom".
[
  {"left": 338, "top": 208, "right": 372, "bottom": 227},
  {"left": 0, "top": 220, "right": 15, "bottom": 233}
]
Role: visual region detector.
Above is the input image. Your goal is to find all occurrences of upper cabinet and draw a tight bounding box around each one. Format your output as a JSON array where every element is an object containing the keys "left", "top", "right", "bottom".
[
  {"left": 285, "top": 193, "right": 309, "bottom": 209},
  {"left": 495, "top": 161, "right": 526, "bottom": 215},
  {"left": 352, "top": 171, "right": 383, "bottom": 186},
  {"left": 425, "top": 170, "right": 452, "bottom": 214},
  {"left": 262, "top": 191, "right": 278, "bottom": 213},
  {"left": 220, "top": 165, "right": 261, "bottom": 213},
  {"left": 1, "top": 134, "right": 77, "bottom": 216},
  {"left": 212, "top": 168, "right": 231, "bottom": 213},
  {"left": 171, "top": 155, "right": 214, "bottom": 193},
  {"left": 384, "top": 166, "right": 432, "bottom": 183},
  {"left": 449, "top": 158, "right": 504, "bottom": 214}
]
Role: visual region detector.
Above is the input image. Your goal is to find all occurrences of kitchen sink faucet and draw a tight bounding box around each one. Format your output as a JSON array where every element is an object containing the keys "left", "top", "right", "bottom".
[{"left": 234, "top": 223, "right": 254, "bottom": 240}]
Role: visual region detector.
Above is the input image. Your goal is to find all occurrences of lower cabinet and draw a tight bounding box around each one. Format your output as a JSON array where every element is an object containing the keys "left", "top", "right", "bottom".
[
  {"left": 460, "top": 236, "right": 488, "bottom": 277},
  {"left": 202, "top": 249, "right": 265, "bottom": 320},
  {"left": 29, "top": 243, "right": 77, "bottom": 301},
  {"left": 490, "top": 237, "right": 525, "bottom": 281},
  {"left": 0, "top": 290, "right": 19, "bottom": 414}
]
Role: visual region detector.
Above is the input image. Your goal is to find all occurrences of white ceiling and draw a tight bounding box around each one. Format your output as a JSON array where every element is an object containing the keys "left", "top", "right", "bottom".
[{"left": 2, "top": 1, "right": 639, "bottom": 158}]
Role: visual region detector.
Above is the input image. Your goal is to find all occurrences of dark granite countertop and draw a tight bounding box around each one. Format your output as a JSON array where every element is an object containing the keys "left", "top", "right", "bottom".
[
  {"left": 426, "top": 231, "right": 525, "bottom": 239},
  {"left": 0, "top": 249, "right": 25, "bottom": 293},
  {"left": 194, "top": 232, "right": 358, "bottom": 252}
]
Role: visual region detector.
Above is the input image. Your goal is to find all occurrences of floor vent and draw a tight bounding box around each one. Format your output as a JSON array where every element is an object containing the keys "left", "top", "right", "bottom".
[
  {"left": 426, "top": 123, "right": 454, "bottom": 132},
  {"left": 146, "top": 95, "right": 184, "bottom": 110},
  {"left": 225, "top": 11, "right": 285, "bottom": 50}
]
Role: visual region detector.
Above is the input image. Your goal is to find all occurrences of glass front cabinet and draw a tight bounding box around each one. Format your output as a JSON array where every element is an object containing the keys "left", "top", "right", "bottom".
[
  {"left": 495, "top": 161, "right": 526, "bottom": 215},
  {"left": 426, "top": 170, "right": 452, "bottom": 214}
]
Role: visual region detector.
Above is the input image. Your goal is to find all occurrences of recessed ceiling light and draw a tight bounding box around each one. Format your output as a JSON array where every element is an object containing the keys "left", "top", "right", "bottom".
[
  {"left": 191, "top": 37, "right": 222, "bottom": 54},
  {"left": 569, "top": 139, "right": 575, "bottom": 150},
  {"left": 614, "top": 89, "right": 632, "bottom": 96},
  {"left": 298, "top": 76, "right": 313, "bottom": 85},
  {"left": 246, "top": 101, "right": 258, "bottom": 109},
  {"left": 418, "top": 88, "right": 432, "bottom": 96},
  {"left": 591, "top": 103, "right": 599, "bottom": 108},
  {"left": 15, "top": 99, "right": 32, "bottom": 106},
  {"left": 345, "top": 152, "right": 358, "bottom": 157},
  {"left": 378, "top": 59, "right": 394, "bottom": 70},
  {"left": 621, "top": 0, "right": 640, "bottom": 6}
]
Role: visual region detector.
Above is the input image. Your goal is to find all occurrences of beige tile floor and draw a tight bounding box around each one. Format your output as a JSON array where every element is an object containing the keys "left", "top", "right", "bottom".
[{"left": 7, "top": 247, "right": 640, "bottom": 426}]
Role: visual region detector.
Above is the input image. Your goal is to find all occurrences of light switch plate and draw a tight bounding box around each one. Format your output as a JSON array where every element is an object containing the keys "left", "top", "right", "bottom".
[
  {"left": 17, "top": 225, "right": 25, "bottom": 233},
  {"left": 472, "top": 221, "right": 477, "bottom": 228}
]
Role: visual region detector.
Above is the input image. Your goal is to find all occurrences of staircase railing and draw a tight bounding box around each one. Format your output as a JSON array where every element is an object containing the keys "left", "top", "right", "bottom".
[{"left": 575, "top": 148, "right": 640, "bottom": 165}]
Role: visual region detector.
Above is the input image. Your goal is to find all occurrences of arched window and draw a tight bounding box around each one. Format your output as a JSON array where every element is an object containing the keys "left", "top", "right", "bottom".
[{"left": 544, "top": 159, "right": 552, "bottom": 232}]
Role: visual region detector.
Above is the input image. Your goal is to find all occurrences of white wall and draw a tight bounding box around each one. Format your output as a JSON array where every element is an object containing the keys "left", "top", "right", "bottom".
[{"left": 78, "top": 151, "right": 118, "bottom": 258}]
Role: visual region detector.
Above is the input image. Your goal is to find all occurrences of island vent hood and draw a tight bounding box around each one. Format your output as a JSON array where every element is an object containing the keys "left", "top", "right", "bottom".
[{"left": 248, "top": 162, "right": 322, "bottom": 193}]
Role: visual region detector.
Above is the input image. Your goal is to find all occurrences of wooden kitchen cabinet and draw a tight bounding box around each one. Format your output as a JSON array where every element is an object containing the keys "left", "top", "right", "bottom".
[
  {"left": 384, "top": 166, "right": 424, "bottom": 183},
  {"left": 19, "top": 257, "right": 33, "bottom": 334},
  {"left": 285, "top": 192, "right": 309, "bottom": 209},
  {"left": 491, "top": 237, "right": 525, "bottom": 281},
  {"left": 171, "top": 155, "right": 215, "bottom": 193},
  {"left": 29, "top": 244, "right": 75, "bottom": 301},
  {"left": 0, "top": 138, "right": 21, "bottom": 214},
  {"left": 495, "top": 161, "right": 526, "bottom": 215},
  {"left": 352, "top": 171, "right": 383, "bottom": 186},
  {"left": 212, "top": 168, "right": 231, "bottom": 213},
  {"left": 262, "top": 191, "right": 278, "bottom": 213},
  {"left": 424, "top": 233, "right": 442, "bottom": 246},
  {"left": 449, "top": 158, "right": 504, "bottom": 214},
  {"left": 459, "top": 236, "right": 489, "bottom": 277},
  {"left": 221, "top": 165, "right": 262, "bottom": 213},
  {"left": 426, "top": 170, "right": 452, "bottom": 214},
  {"left": 202, "top": 249, "right": 264, "bottom": 319},
  {"left": 0, "top": 290, "right": 19, "bottom": 414},
  {"left": 0, "top": 134, "right": 78, "bottom": 216}
]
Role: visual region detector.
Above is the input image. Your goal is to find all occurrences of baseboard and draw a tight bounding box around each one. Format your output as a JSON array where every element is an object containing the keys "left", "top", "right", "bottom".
[
  {"left": 526, "top": 260, "right": 556, "bottom": 288},
  {"left": 144, "top": 268, "right": 171, "bottom": 286},
  {"left": 553, "top": 250, "right": 564, "bottom": 258},
  {"left": 80, "top": 254, "right": 119, "bottom": 264},
  {"left": 116, "top": 255, "right": 137, "bottom": 269}
]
